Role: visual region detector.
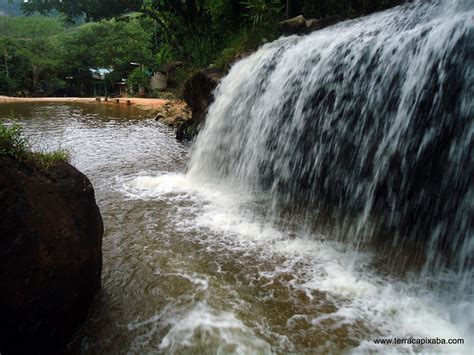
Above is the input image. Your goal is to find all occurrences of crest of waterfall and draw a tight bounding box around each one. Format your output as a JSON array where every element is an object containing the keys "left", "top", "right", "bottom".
[{"left": 188, "top": 0, "right": 473, "bottom": 295}]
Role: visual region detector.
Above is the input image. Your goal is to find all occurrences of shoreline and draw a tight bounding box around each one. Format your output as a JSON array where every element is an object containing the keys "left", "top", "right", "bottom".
[
  {"left": 0, "top": 95, "right": 167, "bottom": 108},
  {"left": 0, "top": 96, "right": 190, "bottom": 127}
]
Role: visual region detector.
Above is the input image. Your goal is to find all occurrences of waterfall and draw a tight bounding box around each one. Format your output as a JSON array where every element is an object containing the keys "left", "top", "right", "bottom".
[{"left": 188, "top": 0, "right": 473, "bottom": 295}]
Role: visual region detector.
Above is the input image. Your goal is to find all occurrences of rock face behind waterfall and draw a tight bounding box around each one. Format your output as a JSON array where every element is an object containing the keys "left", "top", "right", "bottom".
[
  {"left": 188, "top": 1, "right": 473, "bottom": 278},
  {"left": 178, "top": 68, "right": 222, "bottom": 140},
  {"left": 0, "top": 156, "right": 103, "bottom": 353}
]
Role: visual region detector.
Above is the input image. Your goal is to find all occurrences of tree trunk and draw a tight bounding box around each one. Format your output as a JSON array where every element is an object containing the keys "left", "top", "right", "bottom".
[
  {"left": 3, "top": 48, "right": 8, "bottom": 78},
  {"left": 3, "top": 48, "right": 10, "bottom": 96},
  {"left": 32, "top": 64, "right": 39, "bottom": 95},
  {"left": 141, "top": 8, "right": 182, "bottom": 52}
]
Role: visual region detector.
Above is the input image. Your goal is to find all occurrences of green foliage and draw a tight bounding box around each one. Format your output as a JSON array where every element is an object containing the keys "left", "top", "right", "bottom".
[
  {"left": 30, "top": 149, "right": 71, "bottom": 170},
  {"left": 61, "top": 20, "right": 153, "bottom": 69},
  {"left": 241, "top": 0, "right": 282, "bottom": 27},
  {"left": 0, "top": 0, "right": 405, "bottom": 96},
  {"left": 214, "top": 23, "right": 278, "bottom": 69},
  {"left": 0, "top": 15, "right": 65, "bottom": 38},
  {"left": 0, "top": 122, "right": 28, "bottom": 159},
  {"left": 21, "top": 0, "right": 143, "bottom": 22},
  {"left": 0, "top": 71, "right": 17, "bottom": 95},
  {"left": 180, "top": 34, "right": 223, "bottom": 69},
  {"left": 127, "top": 67, "right": 148, "bottom": 90},
  {"left": 0, "top": 16, "right": 66, "bottom": 95},
  {"left": 0, "top": 15, "right": 153, "bottom": 96},
  {"left": 205, "top": 0, "right": 233, "bottom": 21},
  {"left": 154, "top": 43, "right": 174, "bottom": 66},
  {"left": 0, "top": 121, "right": 70, "bottom": 169}
]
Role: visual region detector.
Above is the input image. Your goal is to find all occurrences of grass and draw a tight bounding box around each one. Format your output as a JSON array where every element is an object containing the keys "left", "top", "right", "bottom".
[
  {"left": 0, "top": 121, "right": 70, "bottom": 170},
  {"left": 213, "top": 24, "right": 279, "bottom": 70},
  {"left": 30, "top": 149, "right": 71, "bottom": 170},
  {"left": 170, "top": 23, "right": 279, "bottom": 91}
]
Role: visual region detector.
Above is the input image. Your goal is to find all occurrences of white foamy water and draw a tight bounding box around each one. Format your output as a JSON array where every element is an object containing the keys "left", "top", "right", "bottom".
[
  {"left": 189, "top": 0, "right": 473, "bottom": 288},
  {"left": 164, "top": 0, "right": 473, "bottom": 352},
  {"left": 158, "top": 303, "right": 272, "bottom": 355},
  {"left": 120, "top": 172, "right": 472, "bottom": 353}
]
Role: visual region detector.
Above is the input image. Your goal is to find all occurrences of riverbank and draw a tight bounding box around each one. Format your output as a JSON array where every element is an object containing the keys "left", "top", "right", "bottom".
[
  {"left": 0, "top": 96, "right": 191, "bottom": 127},
  {"left": 0, "top": 96, "right": 98, "bottom": 104}
]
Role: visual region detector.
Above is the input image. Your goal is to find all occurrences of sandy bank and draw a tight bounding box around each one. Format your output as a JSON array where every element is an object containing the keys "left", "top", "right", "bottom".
[
  {"left": 0, "top": 96, "right": 167, "bottom": 108},
  {"left": 0, "top": 96, "right": 97, "bottom": 104}
]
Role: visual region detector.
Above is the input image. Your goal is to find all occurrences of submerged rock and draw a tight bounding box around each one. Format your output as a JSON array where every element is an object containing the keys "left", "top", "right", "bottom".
[{"left": 0, "top": 156, "right": 103, "bottom": 354}]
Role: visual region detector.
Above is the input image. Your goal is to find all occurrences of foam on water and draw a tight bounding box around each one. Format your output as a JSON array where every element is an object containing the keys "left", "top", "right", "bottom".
[
  {"left": 161, "top": 0, "right": 473, "bottom": 351},
  {"left": 189, "top": 0, "right": 473, "bottom": 286},
  {"left": 120, "top": 172, "right": 472, "bottom": 353},
  {"left": 104, "top": 0, "right": 474, "bottom": 351},
  {"left": 158, "top": 303, "right": 272, "bottom": 355}
]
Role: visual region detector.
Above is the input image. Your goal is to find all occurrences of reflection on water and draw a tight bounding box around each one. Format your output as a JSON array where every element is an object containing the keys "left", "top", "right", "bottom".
[{"left": 0, "top": 103, "right": 471, "bottom": 354}]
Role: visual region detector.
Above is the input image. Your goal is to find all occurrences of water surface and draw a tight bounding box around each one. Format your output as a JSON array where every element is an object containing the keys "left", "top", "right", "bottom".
[{"left": 0, "top": 103, "right": 471, "bottom": 354}]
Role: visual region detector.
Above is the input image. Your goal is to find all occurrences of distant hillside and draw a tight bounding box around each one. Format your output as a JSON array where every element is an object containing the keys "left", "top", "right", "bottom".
[{"left": 0, "top": 0, "right": 22, "bottom": 16}]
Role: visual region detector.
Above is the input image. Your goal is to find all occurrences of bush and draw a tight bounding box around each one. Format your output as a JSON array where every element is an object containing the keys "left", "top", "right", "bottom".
[
  {"left": 127, "top": 67, "right": 149, "bottom": 92},
  {"left": 0, "top": 121, "right": 70, "bottom": 170},
  {"left": 31, "top": 149, "right": 71, "bottom": 170},
  {"left": 0, "top": 122, "right": 29, "bottom": 158},
  {"left": 214, "top": 24, "right": 278, "bottom": 69},
  {"left": 241, "top": 0, "right": 282, "bottom": 27}
]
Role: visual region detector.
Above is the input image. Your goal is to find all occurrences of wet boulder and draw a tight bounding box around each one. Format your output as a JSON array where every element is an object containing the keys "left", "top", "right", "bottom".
[
  {"left": 0, "top": 156, "right": 103, "bottom": 354},
  {"left": 280, "top": 15, "right": 307, "bottom": 34},
  {"left": 179, "top": 68, "right": 222, "bottom": 139},
  {"left": 280, "top": 15, "right": 342, "bottom": 35}
]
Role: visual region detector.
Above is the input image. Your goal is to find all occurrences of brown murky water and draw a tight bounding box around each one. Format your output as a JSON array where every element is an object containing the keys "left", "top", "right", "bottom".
[{"left": 0, "top": 103, "right": 469, "bottom": 354}]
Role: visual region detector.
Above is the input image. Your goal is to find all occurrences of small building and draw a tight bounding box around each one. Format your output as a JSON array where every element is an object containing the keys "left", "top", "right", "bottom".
[
  {"left": 150, "top": 71, "right": 167, "bottom": 90},
  {"left": 115, "top": 79, "right": 127, "bottom": 97},
  {"left": 89, "top": 68, "right": 113, "bottom": 96}
]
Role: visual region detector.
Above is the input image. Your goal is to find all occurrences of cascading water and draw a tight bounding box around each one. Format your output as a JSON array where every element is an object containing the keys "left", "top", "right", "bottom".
[
  {"left": 12, "top": 0, "right": 470, "bottom": 352},
  {"left": 3, "top": 2, "right": 471, "bottom": 348},
  {"left": 189, "top": 0, "right": 473, "bottom": 295}
]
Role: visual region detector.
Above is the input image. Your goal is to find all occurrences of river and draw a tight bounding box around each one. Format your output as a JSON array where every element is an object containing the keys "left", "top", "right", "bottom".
[{"left": 0, "top": 102, "right": 470, "bottom": 354}]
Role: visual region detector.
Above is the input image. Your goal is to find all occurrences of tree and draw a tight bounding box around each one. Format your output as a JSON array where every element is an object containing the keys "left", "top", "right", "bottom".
[
  {"left": 0, "top": 38, "right": 13, "bottom": 95},
  {"left": 0, "top": 16, "right": 65, "bottom": 95},
  {"left": 127, "top": 67, "right": 148, "bottom": 93},
  {"left": 54, "top": 18, "right": 154, "bottom": 96},
  {"left": 16, "top": 37, "right": 62, "bottom": 93},
  {"left": 21, "top": 0, "right": 143, "bottom": 22}
]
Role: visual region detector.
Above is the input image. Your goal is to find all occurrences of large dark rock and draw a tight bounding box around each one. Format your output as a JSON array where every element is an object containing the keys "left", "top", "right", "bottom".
[
  {"left": 280, "top": 15, "right": 342, "bottom": 35},
  {"left": 179, "top": 68, "right": 222, "bottom": 140},
  {"left": 279, "top": 15, "right": 307, "bottom": 34},
  {"left": 0, "top": 156, "right": 103, "bottom": 354}
]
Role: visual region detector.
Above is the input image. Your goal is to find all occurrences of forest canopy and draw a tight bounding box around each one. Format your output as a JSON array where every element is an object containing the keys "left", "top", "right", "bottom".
[{"left": 1, "top": 0, "right": 403, "bottom": 96}]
